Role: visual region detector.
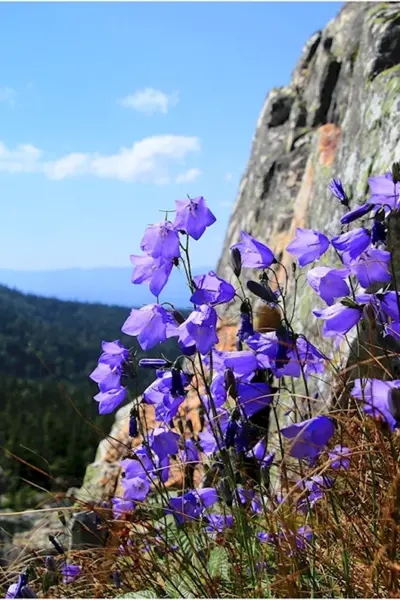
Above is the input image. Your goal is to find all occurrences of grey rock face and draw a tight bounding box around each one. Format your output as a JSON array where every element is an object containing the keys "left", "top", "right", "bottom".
[{"left": 217, "top": 2, "right": 400, "bottom": 335}]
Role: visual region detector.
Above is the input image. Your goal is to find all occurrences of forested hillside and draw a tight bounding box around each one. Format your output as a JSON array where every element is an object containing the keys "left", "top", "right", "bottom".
[{"left": 0, "top": 285, "right": 183, "bottom": 509}]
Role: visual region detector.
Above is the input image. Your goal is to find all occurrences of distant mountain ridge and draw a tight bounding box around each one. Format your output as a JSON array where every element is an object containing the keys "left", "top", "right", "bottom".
[{"left": 0, "top": 264, "right": 214, "bottom": 309}]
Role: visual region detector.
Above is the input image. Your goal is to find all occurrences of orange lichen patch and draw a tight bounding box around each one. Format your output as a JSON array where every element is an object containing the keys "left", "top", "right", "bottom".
[{"left": 318, "top": 123, "right": 341, "bottom": 167}]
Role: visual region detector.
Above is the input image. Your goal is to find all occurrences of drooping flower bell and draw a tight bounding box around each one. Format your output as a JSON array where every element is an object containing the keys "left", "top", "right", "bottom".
[
  {"left": 231, "top": 231, "right": 275, "bottom": 269},
  {"left": 140, "top": 221, "right": 180, "bottom": 260},
  {"left": 286, "top": 228, "right": 330, "bottom": 267},
  {"left": 174, "top": 196, "right": 216, "bottom": 240}
]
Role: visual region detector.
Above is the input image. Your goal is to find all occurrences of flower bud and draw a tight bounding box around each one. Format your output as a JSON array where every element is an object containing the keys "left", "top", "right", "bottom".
[
  {"left": 113, "top": 571, "right": 122, "bottom": 589},
  {"left": 231, "top": 247, "right": 242, "bottom": 278},
  {"left": 247, "top": 280, "right": 277, "bottom": 304},
  {"left": 129, "top": 414, "right": 139, "bottom": 438},
  {"left": 392, "top": 161, "right": 400, "bottom": 184},
  {"left": 225, "top": 418, "right": 238, "bottom": 449},
  {"left": 48, "top": 535, "right": 65, "bottom": 554},
  {"left": 171, "top": 368, "right": 186, "bottom": 397},
  {"left": 45, "top": 556, "right": 57, "bottom": 571},
  {"left": 224, "top": 368, "right": 238, "bottom": 400},
  {"left": 172, "top": 310, "right": 186, "bottom": 325}
]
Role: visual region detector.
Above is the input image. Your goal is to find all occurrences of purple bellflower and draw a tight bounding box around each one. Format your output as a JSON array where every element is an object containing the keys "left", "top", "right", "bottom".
[
  {"left": 368, "top": 172, "right": 400, "bottom": 209},
  {"left": 190, "top": 271, "right": 235, "bottom": 306},
  {"left": 178, "top": 304, "right": 219, "bottom": 355},
  {"left": 230, "top": 231, "right": 275, "bottom": 269},
  {"left": 280, "top": 415, "right": 335, "bottom": 459},
  {"left": 149, "top": 427, "right": 180, "bottom": 461},
  {"left": 122, "top": 304, "right": 178, "bottom": 350},
  {"left": 174, "top": 196, "right": 216, "bottom": 240},
  {"left": 112, "top": 497, "right": 135, "bottom": 518},
  {"left": 237, "top": 382, "right": 274, "bottom": 418},
  {"left": 286, "top": 228, "right": 329, "bottom": 267},
  {"left": 351, "top": 378, "right": 400, "bottom": 431},
  {"left": 328, "top": 445, "right": 351, "bottom": 470},
  {"left": 60, "top": 564, "right": 81, "bottom": 585},
  {"left": 98, "top": 340, "right": 129, "bottom": 368},
  {"left": 94, "top": 386, "right": 127, "bottom": 415},
  {"left": 350, "top": 248, "right": 391, "bottom": 288},
  {"left": 206, "top": 514, "right": 233, "bottom": 533},
  {"left": 313, "top": 302, "right": 363, "bottom": 337},
  {"left": 140, "top": 221, "right": 180, "bottom": 260},
  {"left": 331, "top": 227, "right": 371, "bottom": 264},
  {"left": 130, "top": 254, "right": 174, "bottom": 297},
  {"left": 306, "top": 266, "right": 350, "bottom": 306}
]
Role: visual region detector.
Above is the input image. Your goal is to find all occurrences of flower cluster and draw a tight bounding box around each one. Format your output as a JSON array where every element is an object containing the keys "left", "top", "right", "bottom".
[{"left": 13, "top": 163, "right": 392, "bottom": 595}]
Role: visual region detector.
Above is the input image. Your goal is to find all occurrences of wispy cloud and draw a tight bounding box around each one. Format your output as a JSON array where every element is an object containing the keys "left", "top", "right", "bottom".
[
  {"left": 175, "top": 168, "right": 202, "bottom": 184},
  {"left": 119, "top": 88, "right": 179, "bottom": 115},
  {"left": 0, "top": 86, "right": 17, "bottom": 106},
  {"left": 0, "top": 135, "right": 201, "bottom": 183}
]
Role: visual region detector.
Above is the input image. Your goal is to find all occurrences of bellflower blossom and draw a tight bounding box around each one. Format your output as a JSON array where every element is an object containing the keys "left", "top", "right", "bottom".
[
  {"left": 280, "top": 416, "right": 335, "bottom": 459},
  {"left": 112, "top": 497, "right": 135, "bottom": 518},
  {"left": 60, "top": 564, "right": 81, "bottom": 585},
  {"left": 351, "top": 378, "right": 400, "bottom": 431},
  {"left": 190, "top": 271, "right": 235, "bottom": 306},
  {"left": 328, "top": 445, "right": 351, "bottom": 470},
  {"left": 98, "top": 340, "right": 129, "bottom": 368},
  {"left": 350, "top": 248, "right": 391, "bottom": 288},
  {"left": 230, "top": 231, "right": 275, "bottom": 269},
  {"left": 140, "top": 221, "right": 180, "bottom": 260},
  {"left": 165, "top": 488, "right": 218, "bottom": 525},
  {"left": 94, "top": 386, "right": 127, "bottom": 415},
  {"left": 130, "top": 254, "right": 174, "bottom": 297},
  {"left": 286, "top": 228, "right": 330, "bottom": 267},
  {"left": 178, "top": 304, "right": 219, "bottom": 355},
  {"left": 149, "top": 427, "right": 180, "bottom": 461},
  {"left": 368, "top": 172, "right": 400, "bottom": 209},
  {"left": 313, "top": 302, "right": 363, "bottom": 337},
  {"left": 206, "top": 514, "right": 233, "bottom": 533},
  {"left": 174, "top": 196, "right": 216, "bottom": 240},
  {"left": 331, "top": 227, "right": 371, "bottom": 263},
  {"left": 306, "top": 266, "right": 350, "bottom": 306},
  {"left": 122, "top": 304, "right": 178, "bottom": 350},
  {"left": 237, "top": 382, "right": 274, "bottom": 419}
]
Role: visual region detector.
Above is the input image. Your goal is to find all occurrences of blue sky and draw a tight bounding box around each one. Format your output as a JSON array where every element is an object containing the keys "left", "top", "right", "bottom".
[{"left": 0, "top": 1, "right": 342, "bottom": 271}]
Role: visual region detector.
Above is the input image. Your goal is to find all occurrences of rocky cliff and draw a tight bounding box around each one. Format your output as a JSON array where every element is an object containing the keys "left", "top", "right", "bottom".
[{"left": 6, "top": 4, "right": 400, "bottom": 557}]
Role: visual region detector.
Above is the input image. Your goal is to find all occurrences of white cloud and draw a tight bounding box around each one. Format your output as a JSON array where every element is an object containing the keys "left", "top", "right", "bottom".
[
  {"left": 0, "top": 86, "right": 17, "bottom": 106},
  {"left": 175, "top": 168, "right": 202, "bottom": 184},
  {"left": 219, "top": 200, "right": 233, "bottom": 209},
  {"left": 119, "top": 88, "right": 179, "bottom": 115},
  {"left": 0, "top": 135, "right": 200, "bottom": 183},
  {"left": 0, "top": 142, "right": 42, "bottom": 173},
  {"left": 225, "top": 172, "right": 233, "bottom": 182}
]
